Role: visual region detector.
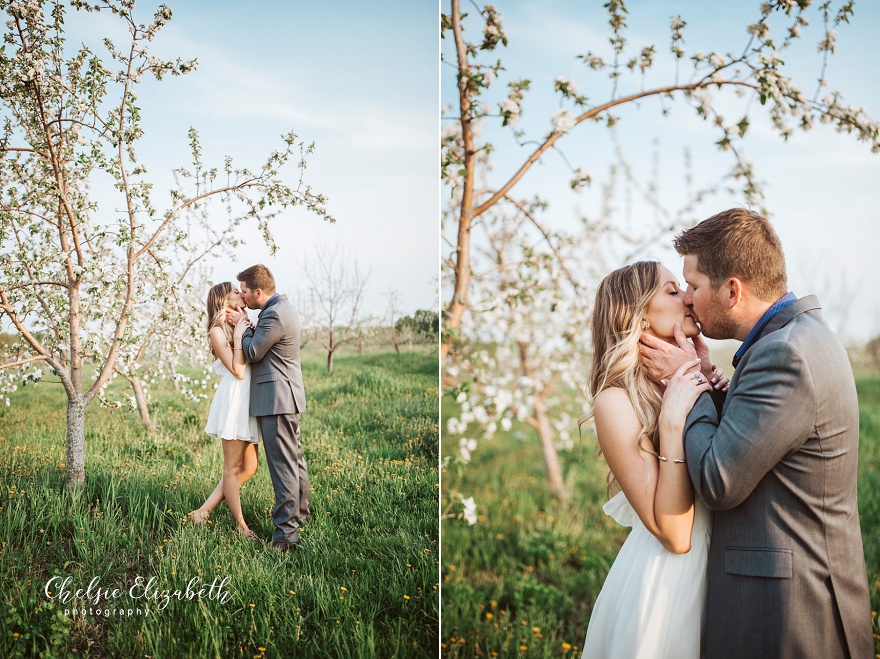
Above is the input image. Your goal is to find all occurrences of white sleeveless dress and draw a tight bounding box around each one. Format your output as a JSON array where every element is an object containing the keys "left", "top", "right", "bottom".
[
  {"left": 581, "top": 491, "right": 711, "bottom": 659},
  {"left": 204, "top": 359, "right": 261, "bottom": 443}
]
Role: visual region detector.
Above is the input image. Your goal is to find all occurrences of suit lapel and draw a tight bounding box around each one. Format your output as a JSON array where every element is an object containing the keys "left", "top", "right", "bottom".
[{"left": 258, "top": 294, "right": 283, "bottom": 317}]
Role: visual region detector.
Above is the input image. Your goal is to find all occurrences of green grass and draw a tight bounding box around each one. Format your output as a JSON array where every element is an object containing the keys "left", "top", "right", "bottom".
[
  {"left": 0, "top": 349, "right": 439, "bottom": 658},
  {"left": 441, "top": 372, "right": 880, "bottom": 658}
]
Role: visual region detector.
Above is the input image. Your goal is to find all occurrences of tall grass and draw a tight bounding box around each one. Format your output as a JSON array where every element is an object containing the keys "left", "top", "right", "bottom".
[
  {"left": 0, "top": 349, "right": 439, "bottom": 658},
  {"left": 441, "top": 373, "right": 880, "bottom": 657}
]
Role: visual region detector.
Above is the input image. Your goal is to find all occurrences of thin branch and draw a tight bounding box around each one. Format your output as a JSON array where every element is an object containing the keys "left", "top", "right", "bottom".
[
  {"left": 0, "top": 355, "right": 49, "bottom": 371},
  {"left": 472, "top": 80, "right": 757, "bottom": 219}
]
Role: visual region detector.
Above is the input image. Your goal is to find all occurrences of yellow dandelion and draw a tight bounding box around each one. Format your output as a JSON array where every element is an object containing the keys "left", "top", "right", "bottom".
[
  {"left": 520, "top": 645, "right": 528, "bottom": 651},
  {"left": 562, "top": 642, "right": 572, "bottom": 650},
  {"left": 485, "top": 613, "right": 494, "bottom": 620},
  {"left": 403, "top": 595, "right": 411, "bottom": 600}
]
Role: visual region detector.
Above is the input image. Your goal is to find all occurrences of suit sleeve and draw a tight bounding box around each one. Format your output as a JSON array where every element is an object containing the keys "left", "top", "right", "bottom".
[
  {"left": 683, "top": 339, "right": 816, "bottom": 510},
  {"left": 241, "top": 309, "right": 283, "bottom": 363}
]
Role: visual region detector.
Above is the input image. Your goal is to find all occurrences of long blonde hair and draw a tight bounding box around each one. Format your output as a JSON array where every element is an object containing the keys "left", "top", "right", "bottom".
[
  {"left": 581, "top": 261, "right": 664, "bottom": 496},
  {"left": 206, "top": 282, "right": 234, "bottom": 358}
]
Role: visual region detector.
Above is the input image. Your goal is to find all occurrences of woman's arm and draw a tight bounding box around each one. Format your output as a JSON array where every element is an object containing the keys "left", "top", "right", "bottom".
[
  {"left": 209, "top": 327, "right": 246, "bottom": 380},
  {"left": 655, "top": 359, "right": 714, "bottom": 549},
  {"left": 595, "top": 372, "right": 706, "bottom": 554}
]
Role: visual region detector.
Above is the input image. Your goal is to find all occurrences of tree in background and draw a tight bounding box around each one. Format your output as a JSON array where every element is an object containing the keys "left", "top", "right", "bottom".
[
  {"left": 0, "top": 0, "right": 332, "bottom": 489},
  {"left": 386, "top": 289, "right": 404, "bottom": 355},
  {"left": 441, "top": 0, "right": 879, "bottom": 509},
  {"left": 396, "top": 309, "right": 439, "bottom": 344},
  {"left": 303, "top": 245, "right": 369, "bottom": 374}
]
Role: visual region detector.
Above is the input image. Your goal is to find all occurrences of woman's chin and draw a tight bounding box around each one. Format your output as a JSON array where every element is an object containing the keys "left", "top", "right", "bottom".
[{"left": 682, "top": 319, "right": 700, "bottom": 338}]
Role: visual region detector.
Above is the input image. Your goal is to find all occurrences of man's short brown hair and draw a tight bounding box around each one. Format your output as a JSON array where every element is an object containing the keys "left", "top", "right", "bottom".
[
  {"left": 673, "top": 208, "right": 787, "bottom": 301},
  {"left": 237, "top": 264, "right": 276, "bottom": 295}
]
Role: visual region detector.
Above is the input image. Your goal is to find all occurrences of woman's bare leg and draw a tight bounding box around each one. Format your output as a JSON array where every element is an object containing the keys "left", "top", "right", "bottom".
[
  {"left": 222, "top": 439, "right": 257, "bottom": 533},
  {"left": 190, "top": 441, "right": 259, "bottom": 526}
]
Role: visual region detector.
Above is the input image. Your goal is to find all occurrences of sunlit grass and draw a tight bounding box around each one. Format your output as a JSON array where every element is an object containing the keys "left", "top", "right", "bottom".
[
  {"left": 441, "top": 372, "right": 880, "bottom": 658},
  {"left": 0, "top": 348, "right": 439, "bottom": 658}
]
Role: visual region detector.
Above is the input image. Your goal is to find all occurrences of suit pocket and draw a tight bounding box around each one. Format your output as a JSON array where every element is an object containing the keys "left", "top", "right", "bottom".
[
  {"left": 255, "top": 373, "right": 277, "bottom": 384},
  {"left": 725, "top": 547, "right": 792, "bottom": 578}
]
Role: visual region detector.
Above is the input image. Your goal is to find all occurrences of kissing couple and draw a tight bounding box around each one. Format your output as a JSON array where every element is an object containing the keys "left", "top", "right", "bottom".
[
  {"left": 580, "top": 209, "right": 873, "bottom": 658},
  {"left": 187, "top": 264, "right": 310, "bottom": 552}
]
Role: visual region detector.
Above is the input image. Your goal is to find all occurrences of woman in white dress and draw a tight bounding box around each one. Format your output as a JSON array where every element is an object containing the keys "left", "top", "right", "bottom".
[
  {"left": 187, "top": 282, "right": 261, "bottom": 541},
  {"left": 581, "top": 261, "right": 729, "bottom": 659}
]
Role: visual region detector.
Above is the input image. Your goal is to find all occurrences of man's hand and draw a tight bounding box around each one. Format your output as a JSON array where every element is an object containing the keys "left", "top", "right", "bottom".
[
  {"left": 691, "top": 333, "right": 729, "bottom": 391},
  {"left": 639, "top": 323, "right": 697, "bottom": 385},
  {"left": 226, "top": 307, "right": 244, "bottom": 327}
]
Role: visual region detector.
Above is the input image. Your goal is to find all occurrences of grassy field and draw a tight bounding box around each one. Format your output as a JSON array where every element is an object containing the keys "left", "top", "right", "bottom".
[
  {"left": 0, "top": 348, "right": 439, "bottom": 658},
  {"left": 440, "top": 372, "right": 880, "bottom": 657}
]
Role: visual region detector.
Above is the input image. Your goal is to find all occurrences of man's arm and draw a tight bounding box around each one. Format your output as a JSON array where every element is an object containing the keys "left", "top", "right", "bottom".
[
  {"left": 241, "top": 308, "right": 283, "bottom": 363},
  {"left": 684, "top": 339, "right": 816, "bottom": 510}
]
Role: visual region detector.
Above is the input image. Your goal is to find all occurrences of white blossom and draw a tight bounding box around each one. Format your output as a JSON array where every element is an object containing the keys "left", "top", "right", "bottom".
[
  {"left": 461, "top": 497, "right": 478, "bottom": 525},
  {"left": 551, "top": 109, "right": 576, "bottom": 134}
]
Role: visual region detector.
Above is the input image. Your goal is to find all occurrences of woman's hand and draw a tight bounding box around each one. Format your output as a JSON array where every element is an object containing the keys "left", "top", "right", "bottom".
[
  {"left": 233, "top": 315, "right": 250, "bottom": 339},
  {"left": 659, "top": 359, "right": 713, "bottom": 428}
]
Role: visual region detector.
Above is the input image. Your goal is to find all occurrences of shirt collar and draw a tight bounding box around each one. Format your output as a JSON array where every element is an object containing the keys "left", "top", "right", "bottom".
[
  {"left": 259, "top": 293, "right": 280, "bottom": 316},
  {"left": 732, "top": 292, "right": 797, "bottom": 368}
]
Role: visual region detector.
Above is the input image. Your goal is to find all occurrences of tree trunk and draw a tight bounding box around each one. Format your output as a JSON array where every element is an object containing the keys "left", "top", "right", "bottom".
[
  {"left": 533, "top": 390, "right": 566, "bottom": 502},
  {"left": 517, "top": 340, "right": 565, "bottom": 501},
  {"left": 327, "top": 349, "right": 334, "bottom": 374},
  {"left": 65, "top": 397, "right": 86, "bottom": 490},
  {"left": 358, "top": 335, "right": 364, "bottom": 355},
  {"left": 129, "top": 376, "right": 153, "bottom": 430},
  {"left": 442, "top": 0, "right": 478, "bottom": 362}
]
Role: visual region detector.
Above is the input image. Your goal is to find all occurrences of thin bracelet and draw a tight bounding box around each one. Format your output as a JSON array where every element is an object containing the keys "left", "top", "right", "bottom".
[{"left": 657, "top": 455, "right": 686, "bottom": 464}]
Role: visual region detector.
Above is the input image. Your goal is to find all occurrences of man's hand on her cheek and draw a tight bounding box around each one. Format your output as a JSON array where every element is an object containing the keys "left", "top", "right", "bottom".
[{"left": 639, "top": 326, "right": 696, "bottom": 385}]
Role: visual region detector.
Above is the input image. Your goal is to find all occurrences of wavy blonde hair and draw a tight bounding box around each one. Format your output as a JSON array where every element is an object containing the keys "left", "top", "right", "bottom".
[
  {"left": 580, "top": 261, "right": 664, "bottom": 496},
  {"left": 206, "top": 282, "right": 234, "bottom": 358}
]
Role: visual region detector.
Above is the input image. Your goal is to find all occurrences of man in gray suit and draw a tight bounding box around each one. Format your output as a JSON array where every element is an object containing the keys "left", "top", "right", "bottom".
[
  {"left": 233, "top": 264, "right": 310, "bottom": 551},
  {"left": 640, "top": 209, "right": 872, "bottom": 658}
]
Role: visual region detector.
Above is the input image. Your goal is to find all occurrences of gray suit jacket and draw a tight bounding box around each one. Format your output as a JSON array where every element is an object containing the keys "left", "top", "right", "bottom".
[
  {"left": 241, "top": 294, "right": 307, "bottom": 417},
  {"left": 684, "top": 296, "right": 872, "bottom": 659}
]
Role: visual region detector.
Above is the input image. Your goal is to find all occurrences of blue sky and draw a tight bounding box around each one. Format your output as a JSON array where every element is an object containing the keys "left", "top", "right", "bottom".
[
  {"left": 442, "top": 1, "right": 880, "bottom": 344},
  {"left": 65, "top": 1, "right": 438, "bottom": 317}
]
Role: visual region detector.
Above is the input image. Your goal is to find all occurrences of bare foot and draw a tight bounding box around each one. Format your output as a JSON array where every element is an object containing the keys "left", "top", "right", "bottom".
[
  {"left": 188, "top": 510, "right": 209, "bottom": 526},
  {"left": 238, "top": 526, "right": 261, "bottom": 541}
]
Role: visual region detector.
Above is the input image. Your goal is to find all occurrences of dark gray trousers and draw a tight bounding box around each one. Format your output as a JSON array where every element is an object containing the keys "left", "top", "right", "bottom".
[{"left": 258, "top": 413, "right": 311, "bottom": 542}]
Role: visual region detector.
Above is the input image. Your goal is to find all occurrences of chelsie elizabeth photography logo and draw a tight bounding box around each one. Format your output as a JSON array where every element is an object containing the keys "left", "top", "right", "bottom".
[{"left": 44, "top": 574, "right": 233, "bottom": 617}]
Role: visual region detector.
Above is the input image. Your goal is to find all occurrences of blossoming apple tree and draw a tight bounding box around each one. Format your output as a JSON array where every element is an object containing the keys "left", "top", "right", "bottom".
[
  {"left": 0, "top": 0, "right": 333, "bottom": 489},
  {"left": 441, "top": 0, "right": 879, "bottom": 514}
]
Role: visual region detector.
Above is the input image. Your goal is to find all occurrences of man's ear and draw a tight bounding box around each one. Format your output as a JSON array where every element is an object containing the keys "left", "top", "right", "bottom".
[{"left": 725, "top": 277, "right": 744, "bottom": 310}]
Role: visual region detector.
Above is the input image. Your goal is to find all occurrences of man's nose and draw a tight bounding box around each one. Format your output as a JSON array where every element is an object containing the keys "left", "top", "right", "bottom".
[{"left": 683, "top": 287, "right": 694, "bottom": 306}]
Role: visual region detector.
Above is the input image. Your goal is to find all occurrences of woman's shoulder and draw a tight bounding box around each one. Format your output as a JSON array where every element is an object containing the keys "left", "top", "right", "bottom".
[
  {"left": 594, "top": 386, "right": 633, "bottom": 411},
  {"left": 207, "top": 326, "right": 227, "bottom": 343},
  {"left": 593, "top": 387, "right": 640, "bottom": 430}
]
